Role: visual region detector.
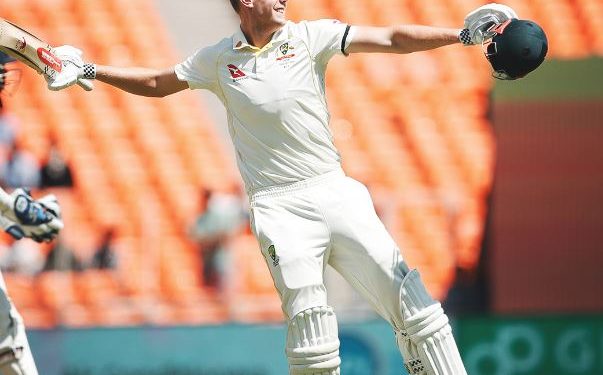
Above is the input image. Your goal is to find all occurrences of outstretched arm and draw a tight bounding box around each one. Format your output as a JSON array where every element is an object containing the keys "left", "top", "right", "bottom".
[
  {"left": 45, "top": 46, "right": 188, "bottom": 96},
  {"left": 347, "top": 25, "right": 461, "bottom": 54},
  {"left": 346, "top": 3, "right": 518, "bottom": 55},
  {"left": 94, "top": 65, "right": 188, "bottom": 97}
]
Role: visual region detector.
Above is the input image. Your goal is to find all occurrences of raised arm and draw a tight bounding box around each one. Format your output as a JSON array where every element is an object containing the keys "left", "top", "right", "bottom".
[
  {"left": 94, "top": 65, "right": 188, "bottom": 97},
  {"left": 347, "top": 25, "right": 461, "bottom": 54},
  {"left": 346, "top": 3, "right": 519, "bottom": 55},
  {"left": 44, "top": 46, "right": 188, "bottom": 96}
]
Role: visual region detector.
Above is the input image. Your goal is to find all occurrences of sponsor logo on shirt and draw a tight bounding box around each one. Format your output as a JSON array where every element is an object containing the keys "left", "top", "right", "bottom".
[{"left": 227, "top": 64, "right": 248, "bottom": 81}]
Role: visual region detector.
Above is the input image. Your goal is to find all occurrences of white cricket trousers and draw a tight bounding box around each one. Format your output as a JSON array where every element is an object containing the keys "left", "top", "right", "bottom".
[
  {"left": 0, "top": 285, "right": 39, "bottom": 375},
  {"left": 249, "top": 169, "right": 410, "bottom": 326}
]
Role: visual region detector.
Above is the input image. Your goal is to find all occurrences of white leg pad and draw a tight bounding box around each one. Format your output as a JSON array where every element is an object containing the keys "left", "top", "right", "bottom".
[
  {"left": 396, "top": 270, "right": 467, "bottom": 375},
  {"left": 286, "top": 306, "right": 341, "bottom": 375}
]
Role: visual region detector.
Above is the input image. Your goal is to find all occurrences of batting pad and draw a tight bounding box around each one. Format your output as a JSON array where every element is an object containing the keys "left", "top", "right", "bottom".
[
  {"left": 286, "top": 306, "right": 341, "bottom": 375},
  {"left": 396, "top": 270, "right": 467, "bottom": 375}
]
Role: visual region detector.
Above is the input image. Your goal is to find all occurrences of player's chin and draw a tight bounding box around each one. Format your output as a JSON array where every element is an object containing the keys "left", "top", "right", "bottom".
[{"left": 273, "top": 11, "right": 286, "bottom": 23}]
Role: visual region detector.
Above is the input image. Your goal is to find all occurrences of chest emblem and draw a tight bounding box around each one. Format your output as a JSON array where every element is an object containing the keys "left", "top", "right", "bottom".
[{"left": 277, "top": 42, "right": 295, "bottom": 61}]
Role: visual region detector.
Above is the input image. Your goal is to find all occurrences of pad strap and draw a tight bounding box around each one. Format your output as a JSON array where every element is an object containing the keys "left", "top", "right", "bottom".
[
  {"left": 287, "top": 306, "right": 341, "bottom": 374},
  {"left": 397, "top": 270, "right": 468, "bottom": 375}
]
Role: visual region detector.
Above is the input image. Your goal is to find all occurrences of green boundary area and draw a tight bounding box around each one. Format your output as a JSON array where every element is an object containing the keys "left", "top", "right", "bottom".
[{"left": 492, "top": 57, "right": 603, "bottom": 101}]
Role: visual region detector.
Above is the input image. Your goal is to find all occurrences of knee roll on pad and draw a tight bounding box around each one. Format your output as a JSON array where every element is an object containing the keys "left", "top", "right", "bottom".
[
  {"left": 286, "top": 306, "right": 341, "bottom": 375},
  {"left": 396, "top": 270, "right": 467, "bottom": 375}
]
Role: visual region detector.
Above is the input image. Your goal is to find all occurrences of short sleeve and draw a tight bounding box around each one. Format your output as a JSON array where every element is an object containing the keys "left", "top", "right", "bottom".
[
  {"left": 174, "top": 44, "right": 221, "bottom": 91},
  {"left": 301, "top": 19, "right": 356, "bottom": 63}
]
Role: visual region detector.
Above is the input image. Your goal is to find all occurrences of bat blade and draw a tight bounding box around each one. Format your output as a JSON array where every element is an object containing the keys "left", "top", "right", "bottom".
[{"left": 0, "top": 18, "right": 92, "bottom": 91}]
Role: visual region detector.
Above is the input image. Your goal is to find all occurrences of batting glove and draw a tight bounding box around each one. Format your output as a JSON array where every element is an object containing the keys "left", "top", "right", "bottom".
[
  {"left": 0, "top": 189, "right": 63, "bottom": 242},
  {"left": 461, "top": 3, "right": 518, "bottom": 45},
  {"left": 46, "top": 45, "right": 95, "bottom": 91}
]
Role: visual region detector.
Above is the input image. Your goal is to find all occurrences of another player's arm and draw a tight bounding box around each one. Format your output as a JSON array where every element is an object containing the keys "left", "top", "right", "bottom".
[
  {"left": 94, "top": 65, "right": 187, "bottom": 97},
  {"left": 347, "top": 25, "right": 462, "bottom": 54}
]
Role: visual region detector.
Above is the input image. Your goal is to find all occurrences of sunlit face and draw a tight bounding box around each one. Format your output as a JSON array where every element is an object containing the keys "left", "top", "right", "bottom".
[{"left": 250, "top": 0, "right": 288, "bottom": 28}]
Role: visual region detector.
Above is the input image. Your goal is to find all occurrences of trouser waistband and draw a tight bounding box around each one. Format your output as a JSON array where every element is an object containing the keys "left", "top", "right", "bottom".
[{"left": 249, "top": 169, "right": 345, "bottom": 202}]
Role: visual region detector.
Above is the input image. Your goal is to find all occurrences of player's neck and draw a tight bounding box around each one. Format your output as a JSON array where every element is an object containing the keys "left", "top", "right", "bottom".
[{"left": 240, "top": 20, "right": 283, "bottom": 49}]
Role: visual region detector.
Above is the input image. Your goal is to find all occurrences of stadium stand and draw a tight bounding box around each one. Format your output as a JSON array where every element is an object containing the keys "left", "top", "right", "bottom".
[{"left": 0, "top": 0, "right": 600, "bottom": 327}]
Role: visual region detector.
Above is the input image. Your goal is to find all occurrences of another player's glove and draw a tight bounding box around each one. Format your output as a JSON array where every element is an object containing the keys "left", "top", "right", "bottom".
[
  {"left": 46, "top": 45, "right": 96, "bottom": 91},
  {"left": 460, "top": 3, "right": 518, "bottom": 45},
  {"left": 0, "top": 189, "right": 63, "bottom": 242}
]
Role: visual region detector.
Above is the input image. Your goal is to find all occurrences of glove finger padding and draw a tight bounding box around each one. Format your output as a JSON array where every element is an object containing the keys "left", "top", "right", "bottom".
[
  {"left": 47, "top": 45, "right": 86, "bottom": 91},
  {"left": 0, "top": 215, "right": 25, "bottom": 240},
  {"left": 52, "top": 45, "right": 84, "bottom": 61},
  {"left": 47, "top": 64, "right": 81, "bottom": 91},
  {"left": 1, "top": 189, "right": 64, "bottom": 242},
  {"left": 37, "top": 194, "right": 62, "bottom": 218},
  {"left": 464, "top": 3, "right": 518, "bottom": 44},
  {"left": 464, "top": 3, "right": 518, "bottom": 28},
  {"left": 11, "top": 190, "right": 53, "bottom": 226},
  {"left": 37, "top": 194, "right": 63, "bottom": 232},
  {"left": 29, "top": 224, "right": 60, "bottom": 242}
]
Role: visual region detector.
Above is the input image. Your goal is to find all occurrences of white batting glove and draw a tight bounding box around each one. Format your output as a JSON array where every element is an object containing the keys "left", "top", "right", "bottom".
[
  {"left": 0, "top": 189, "right": 63, "bottom": 243},
  {"left": 461, "top": 3, "right": 518, "bottom": 45},
  {"left": 46, "top": 45, "right": 95, "bottom": 91}
]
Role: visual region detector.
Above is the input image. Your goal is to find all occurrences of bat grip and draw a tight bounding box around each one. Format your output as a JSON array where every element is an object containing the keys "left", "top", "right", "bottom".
[{"left": 77, "top": 78, "right": 94, "bottom": 91}]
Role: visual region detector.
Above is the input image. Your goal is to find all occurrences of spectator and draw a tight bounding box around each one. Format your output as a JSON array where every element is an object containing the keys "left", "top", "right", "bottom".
[
  {"left": 189, "top": 187, "right": 246, "bottom": 291},
  {"left": 89, "top": 227, "right": 118, "bottom": 270},
  {"left": 40, "top": 139, "right": 73, "bottom": 188},
  {"left": 0, "top": 143, "right": 40, "bottom": 189},
  {"left": 0, "top": 114, "right": 16, "bottom": 161},
  {"left": 42, "top": 237, "right": 83, "bottom": 272}
]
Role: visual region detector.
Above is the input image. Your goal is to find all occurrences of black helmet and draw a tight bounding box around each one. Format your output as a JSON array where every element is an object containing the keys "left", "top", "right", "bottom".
[{"left": 484, "top": 19, "right": 548, "bottom": 80}]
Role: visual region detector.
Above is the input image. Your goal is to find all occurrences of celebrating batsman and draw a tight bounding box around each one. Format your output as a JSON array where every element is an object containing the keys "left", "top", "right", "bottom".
[{"left": 46, "top": 1, "right": 547, "bottom": 374}]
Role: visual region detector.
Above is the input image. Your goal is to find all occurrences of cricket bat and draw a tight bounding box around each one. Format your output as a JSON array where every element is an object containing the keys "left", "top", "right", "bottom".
[{"left": 0, "top": 18, "right": 93, "bottom": 91}]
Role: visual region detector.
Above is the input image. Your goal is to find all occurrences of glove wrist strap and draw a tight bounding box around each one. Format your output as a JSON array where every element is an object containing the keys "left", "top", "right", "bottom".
[
  {"left": 83, "top": 63, "right": 96, "bottom": 80},
  {"left": 459, "top": 28, "right": 472, "bottom": 45}
]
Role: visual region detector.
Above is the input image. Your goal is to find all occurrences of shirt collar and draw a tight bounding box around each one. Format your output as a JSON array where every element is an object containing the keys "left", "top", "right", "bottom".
[{"left": 232, "top": 22, "right": 290, "bottom": 52}]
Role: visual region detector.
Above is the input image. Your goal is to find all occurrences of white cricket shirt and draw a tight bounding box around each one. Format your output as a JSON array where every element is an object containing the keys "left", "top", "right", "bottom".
[{"left": 175, "top": 20, "right": 356, "bottom": 193}]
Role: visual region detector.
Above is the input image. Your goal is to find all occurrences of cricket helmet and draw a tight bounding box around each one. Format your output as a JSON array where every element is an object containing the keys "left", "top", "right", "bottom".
[{"left": 483, "top": 19, "right": 548, "bottom": 80}]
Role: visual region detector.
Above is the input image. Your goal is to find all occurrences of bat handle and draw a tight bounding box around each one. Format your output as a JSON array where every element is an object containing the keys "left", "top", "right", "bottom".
[{"left": 77, "top": 78, "right": 94, "bottom": 91}]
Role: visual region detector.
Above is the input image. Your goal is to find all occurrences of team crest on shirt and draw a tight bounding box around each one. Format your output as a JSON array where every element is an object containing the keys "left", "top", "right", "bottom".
[
  {"left": 267, "top": 245, "right": 280, "bottom": 267},
  {"left": 276, "top": 42, "right": 296, "bottom": 61}
]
